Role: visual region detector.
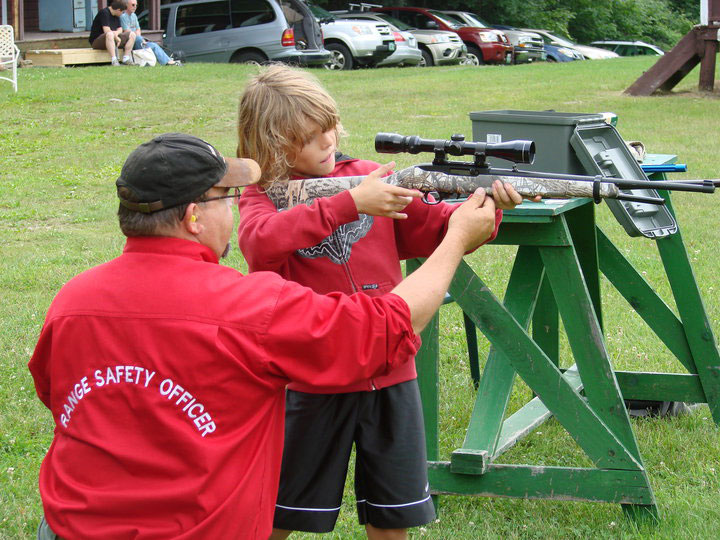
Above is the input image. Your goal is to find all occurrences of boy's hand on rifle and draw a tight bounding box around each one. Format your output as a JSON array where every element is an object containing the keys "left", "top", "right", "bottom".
[
  {"left": 446, "top": 188, "right": 497, "bottom": 251},
  {"left": 491, "top": 180, "right": 541, "bottom": 209},
  {"left": 350, "top": 162, "right": 422, "bottom": 219}
]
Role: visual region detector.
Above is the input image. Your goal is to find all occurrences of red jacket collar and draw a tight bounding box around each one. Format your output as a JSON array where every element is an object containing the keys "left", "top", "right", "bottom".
[{"left": 122, "top": 236, "right": 219, "bottom": 264}]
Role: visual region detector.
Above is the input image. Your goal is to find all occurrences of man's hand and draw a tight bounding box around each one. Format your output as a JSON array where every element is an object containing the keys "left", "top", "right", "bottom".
[
  {"left": 491, "top": 180, "right": 541, "bottom": 210},
  {"left": 446, "top": 188, "right": 497, "bottom": 252},
  {"left": 349, "top": 162, "right": 422, "bottom": 219}
]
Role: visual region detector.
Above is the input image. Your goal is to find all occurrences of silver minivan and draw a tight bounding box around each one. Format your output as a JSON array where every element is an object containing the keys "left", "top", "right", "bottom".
[{"left": 141, "top": 0, "right": 330, "bottom": 65}]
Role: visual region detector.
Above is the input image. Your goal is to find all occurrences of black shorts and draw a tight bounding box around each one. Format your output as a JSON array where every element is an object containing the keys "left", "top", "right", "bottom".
[{"left": 273, "top": 380, "right": 436, "bottom": 532}]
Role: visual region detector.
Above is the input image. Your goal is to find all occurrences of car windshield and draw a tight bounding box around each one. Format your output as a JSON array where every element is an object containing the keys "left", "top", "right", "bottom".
[
  {"left": 456, "top": 12, "right": 489, "bottom": 28},
  {"left": 427, "top": 10, "right": 462, "bottom": 29},
  {"left": 370, "top": 13, "right": 413, "bottom": 31},
  {"left": 543, "top": 32, "right": 575, "bottom": 47}
]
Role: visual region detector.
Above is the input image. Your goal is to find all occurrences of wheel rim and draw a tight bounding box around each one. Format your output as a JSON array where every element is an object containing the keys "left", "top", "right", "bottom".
[
  {"left": 463, "top": 53, "right": 480, "bottom": 66},
  {"left": 418, "top": 56, "right": 427, "bottom": 67},
  {"left": 324, "top": 50, "right": 345, "bottom": 70}
]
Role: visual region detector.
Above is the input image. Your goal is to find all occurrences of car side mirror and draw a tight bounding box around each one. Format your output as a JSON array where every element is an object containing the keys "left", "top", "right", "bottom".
[{"left": 425, "top": 21, "right": 438, "bottom": 29}]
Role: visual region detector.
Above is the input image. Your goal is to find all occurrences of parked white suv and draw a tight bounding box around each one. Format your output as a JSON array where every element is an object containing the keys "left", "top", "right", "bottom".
[
  {"left": 333, "top": 10, "right": 466, "bottom": 67},
  {"left": 308, "top": 4, "right": 397, "bottom": 69}
]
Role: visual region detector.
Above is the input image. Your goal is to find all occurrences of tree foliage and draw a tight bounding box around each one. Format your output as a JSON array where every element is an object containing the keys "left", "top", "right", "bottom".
[{"left": 313, "top": 0, "right": 699, "bottom": 50}]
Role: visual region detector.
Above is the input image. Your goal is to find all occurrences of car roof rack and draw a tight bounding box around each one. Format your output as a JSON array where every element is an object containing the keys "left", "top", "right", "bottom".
[{"left": 348, "top": 3, "right": 382, "bottom": 12}]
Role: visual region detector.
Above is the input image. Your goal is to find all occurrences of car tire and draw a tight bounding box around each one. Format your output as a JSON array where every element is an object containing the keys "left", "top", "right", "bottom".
[
  {"left": 324, "top": 43, "right": 354, "bottom": 70},
  {"left": 464, "top": 45, "right": 484, "bottom": 66},
  {"left": 546, "top": 55, "right": 557, "bottom": 62},
  {"left": 230, "top": 51, "right": 267, "bottom": 64},
  {"left": 418, "top": 48, "right": 433, "bottom": 67}
]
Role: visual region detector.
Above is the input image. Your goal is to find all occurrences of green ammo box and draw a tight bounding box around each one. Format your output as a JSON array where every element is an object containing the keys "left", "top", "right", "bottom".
[
  {"left": 469, "top": 109, "right": 608, "bottom": 173},
  {"left": 469, "top": 109, "right": 677, "bottom": 238}
]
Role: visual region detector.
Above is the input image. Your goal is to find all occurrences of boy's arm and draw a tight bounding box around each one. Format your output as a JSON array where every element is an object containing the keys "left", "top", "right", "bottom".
[{"left": 237, "top": 185, "right": 361, "bottom": 272}]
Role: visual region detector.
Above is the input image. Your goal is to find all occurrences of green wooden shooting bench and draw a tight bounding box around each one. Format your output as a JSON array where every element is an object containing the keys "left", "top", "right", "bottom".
[{"left": 408, "top": 156, "right": 720, "bottom": 519}]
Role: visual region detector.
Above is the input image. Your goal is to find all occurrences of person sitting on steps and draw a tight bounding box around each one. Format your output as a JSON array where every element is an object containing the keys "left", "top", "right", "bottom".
[
  {"left": 120, "top": 0, "right": 182, "bottom": 67},
  {"left": 88, "top": 0, "right": 136, "bottom": 66}
]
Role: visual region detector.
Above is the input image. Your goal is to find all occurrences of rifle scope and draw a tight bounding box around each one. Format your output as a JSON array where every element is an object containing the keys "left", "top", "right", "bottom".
[{"left": 375, "top": 133, "right": 535, "bottom": 165}]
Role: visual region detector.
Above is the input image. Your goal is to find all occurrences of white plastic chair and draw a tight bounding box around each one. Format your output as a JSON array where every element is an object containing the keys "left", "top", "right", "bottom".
[{"left": 0, "top": 25, "right": 20, "bottom": 92}]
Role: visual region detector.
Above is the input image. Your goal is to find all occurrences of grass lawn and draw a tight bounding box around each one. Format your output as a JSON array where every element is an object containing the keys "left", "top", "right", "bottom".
[{"left": 1, "top": 57, "right": 719, "bottom": 539}]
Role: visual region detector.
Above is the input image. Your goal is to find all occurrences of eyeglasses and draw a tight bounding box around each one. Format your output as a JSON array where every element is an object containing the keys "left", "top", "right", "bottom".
[{"left": 197, "top": 187, "right": 241, "bottom": 206}]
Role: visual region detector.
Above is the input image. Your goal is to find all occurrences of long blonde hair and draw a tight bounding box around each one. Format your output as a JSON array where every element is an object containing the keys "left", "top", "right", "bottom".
[{"left": 237, "top": 64, "right": 342, "bottom": 186}]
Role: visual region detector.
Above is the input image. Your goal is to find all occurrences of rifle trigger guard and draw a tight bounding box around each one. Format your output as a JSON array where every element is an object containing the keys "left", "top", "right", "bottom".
[
  {"left": 592, "top": 176, "right": 602, "bottom": 204},
  {"left": 422, "top": 191, "right": 441, "bottom": 205}
]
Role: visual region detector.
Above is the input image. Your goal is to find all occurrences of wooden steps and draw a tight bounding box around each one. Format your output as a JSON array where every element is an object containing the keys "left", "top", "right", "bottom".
[{"left": 25, "top": 47, "right": 115, "bottom": 67}]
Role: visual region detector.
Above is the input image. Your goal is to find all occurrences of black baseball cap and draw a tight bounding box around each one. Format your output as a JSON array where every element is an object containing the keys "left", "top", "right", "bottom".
[{"left": 116, "top": 133, "right": 260, "bottom": 213}]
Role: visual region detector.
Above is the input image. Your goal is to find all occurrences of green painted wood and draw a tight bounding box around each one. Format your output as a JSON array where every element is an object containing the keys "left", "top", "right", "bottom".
[
  {"left": 492, "top": 223, "right": 571, "bottom": 246},
  {"left": 532, "top": 275, "right": 559, "bottom": 365},
  {"left": 460, "top": 247, "right": 544, "bottom": 455},
  {"left": 565, "top": 202, "right": 603, "bottom": 329},
  {"left": 597, "top": 227, "right": 696, "bottom": 371},
  {"left": 449, "top": 260, "right": 641, "bottom": 470},
  {"left": 450, "top": 449, "right": 489, "bottom": 475},
  {"left": 541, "top": 246, "right": 643, "bottom": 465},
  {"left": 615, "top": 371, "right": 706, "bottom": 402},
  {"left": 427, "top": 463, "right": 655, "bottom": 505},
  {"left": 407, "top": 259, "right": 440, "bottom": 460},
  {"left": 503, "top": 198, "right": 592, "bottom": 217},
  {"left": 494, "top": 367, "right": 582, "bottom": 457},
  {"left": 656, "top": 192, "right": 720, "bottom": 424}
]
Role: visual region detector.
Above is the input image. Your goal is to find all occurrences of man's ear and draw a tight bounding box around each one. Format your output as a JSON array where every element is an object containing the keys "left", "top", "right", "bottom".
[{"left": 182, "top": 203, "right": 202, "bottom": 235}]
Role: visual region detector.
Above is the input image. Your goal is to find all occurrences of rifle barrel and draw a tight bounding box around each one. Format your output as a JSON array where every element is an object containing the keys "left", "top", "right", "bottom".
[{"left": 493, "top": 168, "right": 716, "bottom": 194}]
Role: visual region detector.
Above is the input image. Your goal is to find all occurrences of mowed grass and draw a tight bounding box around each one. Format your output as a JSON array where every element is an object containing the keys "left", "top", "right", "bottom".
[{"left": 1, "top": 58, "right": 719, "bottom": 538}]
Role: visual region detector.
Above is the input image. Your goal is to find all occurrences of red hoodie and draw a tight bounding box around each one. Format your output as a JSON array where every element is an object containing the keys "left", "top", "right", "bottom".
[{"left": 238, "top": 157, "right": 502, "bottom": 393}]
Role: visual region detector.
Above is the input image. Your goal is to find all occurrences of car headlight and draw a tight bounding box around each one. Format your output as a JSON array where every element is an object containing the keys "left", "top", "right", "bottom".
[
  {"left": 437, "top": 35, "right": 449, "bottom": 43},
  {"left": 351, "top": 25, "right": 374, "bottom": 35},
  {"left": 478, "top": 32, "right": 493, "bottom": 42},
  {"left": 557, "top": 47, "right": 575, "bottom": 57}
]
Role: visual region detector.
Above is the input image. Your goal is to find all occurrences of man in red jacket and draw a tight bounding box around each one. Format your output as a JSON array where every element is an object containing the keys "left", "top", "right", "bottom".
[{"left": 29, "top": 133, "right": 499, "bottom": 539}]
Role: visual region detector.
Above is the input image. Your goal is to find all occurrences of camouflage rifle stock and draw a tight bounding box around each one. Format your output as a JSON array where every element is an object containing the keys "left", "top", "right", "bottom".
[{"left": 263, "top": 133, "right": 717, "bottom": 210}]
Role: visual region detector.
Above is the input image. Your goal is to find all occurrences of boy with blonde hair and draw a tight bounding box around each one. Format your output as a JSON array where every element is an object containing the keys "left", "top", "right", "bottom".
[{"left": 237, "top": 64, "right": 524, "bottom": 539}]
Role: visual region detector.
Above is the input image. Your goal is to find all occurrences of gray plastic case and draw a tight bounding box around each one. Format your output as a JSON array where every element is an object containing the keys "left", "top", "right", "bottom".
[{"left": 570, "top": 123, "right": 677, "bottom": 238}]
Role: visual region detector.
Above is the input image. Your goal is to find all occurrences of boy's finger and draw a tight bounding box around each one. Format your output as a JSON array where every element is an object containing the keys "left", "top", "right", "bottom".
[
  {"left": 371, "top": 161, "right": 395, "bottom": 176},
  {"left": 389, "top": 186, "right": 422, "bottom": 198}
]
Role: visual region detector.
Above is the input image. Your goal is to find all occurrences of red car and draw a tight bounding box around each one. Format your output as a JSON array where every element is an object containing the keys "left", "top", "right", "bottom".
[{"left": 371, "top": 6, "right": 513, "bottom": 65}]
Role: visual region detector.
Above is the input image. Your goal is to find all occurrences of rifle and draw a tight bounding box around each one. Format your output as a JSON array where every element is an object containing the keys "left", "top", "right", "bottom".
[{"left": 264, "top": 133, "right": 718, "bottom": 211}]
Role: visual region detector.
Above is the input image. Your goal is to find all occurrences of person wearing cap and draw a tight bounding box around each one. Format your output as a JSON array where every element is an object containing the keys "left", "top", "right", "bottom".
[{"left": 28, "top": 133, "right": 499, "bottom": 540}]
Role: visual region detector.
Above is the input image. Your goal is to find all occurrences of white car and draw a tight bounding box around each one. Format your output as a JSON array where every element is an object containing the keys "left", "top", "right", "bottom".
[
  {"left": 308, "top": 4, "right": 398, "bottom": 69},
  {"left": 590, "top": 40, "right": 664, "bottom": 56},
  {"left": 572, "top": 43, "right": 619, "bottom": 60},
  {"left": 333, "top": 10, "right": 465, "bottom": 66}
]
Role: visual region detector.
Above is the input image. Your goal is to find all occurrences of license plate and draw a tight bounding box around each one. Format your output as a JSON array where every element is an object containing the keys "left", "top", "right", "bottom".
[
  {"left": 505, "top": 52, "right": 513, "bottom": 64},
  {"left": 388, "top": 42, "right": 396, "bottom": 51}
]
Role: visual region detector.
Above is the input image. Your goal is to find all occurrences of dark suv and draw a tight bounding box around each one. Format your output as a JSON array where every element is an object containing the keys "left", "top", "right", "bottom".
[{"left": 370, "top": 6, "right": 513, "bottom": 65}]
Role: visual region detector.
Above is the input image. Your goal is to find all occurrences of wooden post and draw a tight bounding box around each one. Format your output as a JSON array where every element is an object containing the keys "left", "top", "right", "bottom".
[
  {"left": 699, "top": 27, "right": 719, "bottom": 91},
  {"left": 149, "top": 0, "right": 160, "bottom": 31}
]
